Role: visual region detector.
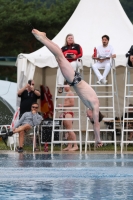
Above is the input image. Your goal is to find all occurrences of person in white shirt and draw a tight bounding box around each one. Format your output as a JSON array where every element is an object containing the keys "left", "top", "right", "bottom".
[{"left": 92, "top": 35, "right": 116, "bottom": 84}]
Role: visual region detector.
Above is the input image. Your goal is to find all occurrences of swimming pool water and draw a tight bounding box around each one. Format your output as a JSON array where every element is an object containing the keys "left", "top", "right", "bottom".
[{"left": 0, "top": 153, "right": 133, "bottom": 200}]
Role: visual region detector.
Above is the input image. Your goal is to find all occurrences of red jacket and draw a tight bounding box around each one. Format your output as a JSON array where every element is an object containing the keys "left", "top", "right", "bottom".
[{"left": 61, "top": 43, "right": 83, "bottom": 62}]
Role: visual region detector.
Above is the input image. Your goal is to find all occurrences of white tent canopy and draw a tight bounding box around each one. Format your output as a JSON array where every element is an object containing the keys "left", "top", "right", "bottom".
[
  {"left": 16, "top": 0, "right": 133, "bottom": 71},
  {"left": 0, "top": 80, "right": 17, "bottom": 112}
]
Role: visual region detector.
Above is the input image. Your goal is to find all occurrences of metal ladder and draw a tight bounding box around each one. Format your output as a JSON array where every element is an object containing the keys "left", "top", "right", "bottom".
[
  {"left": 121, "top": 64, "right": 133, "bottom": 153},
  {"left": 85, "top": 59, "right": 120, "bottom": 153},
  {"left": 51, "top": 61, "right": 83, "bottom": 153}
]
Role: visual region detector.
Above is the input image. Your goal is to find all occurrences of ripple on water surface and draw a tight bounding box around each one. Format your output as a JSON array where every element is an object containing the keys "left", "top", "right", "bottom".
[{"left": 0, "top": 153, "right": 133, "bottom": 200}]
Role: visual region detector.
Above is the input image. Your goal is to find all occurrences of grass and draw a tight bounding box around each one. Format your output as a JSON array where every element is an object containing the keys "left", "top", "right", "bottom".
[{"left": 0, "top": 140, "right": 133, "bottom": 152}]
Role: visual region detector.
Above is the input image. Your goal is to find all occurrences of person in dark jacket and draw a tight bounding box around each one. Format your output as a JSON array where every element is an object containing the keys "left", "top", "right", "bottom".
[
  {"left": 126, "top": 45, "right": 133, "bottom": 67},
  {"left": 18, "top": 79, "right": 40, "bottom": 118}
]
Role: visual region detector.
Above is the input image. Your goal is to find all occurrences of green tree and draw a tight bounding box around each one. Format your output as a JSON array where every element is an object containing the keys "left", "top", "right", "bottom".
[
  {"left": 120, "top": 0, "right": 133, "bottom": 23},
  {"left": 0, "top": 0, "right": 132, "bottom": 57},
  {"left": 0, "top": 0, "right": 79, "bottom": 56}
]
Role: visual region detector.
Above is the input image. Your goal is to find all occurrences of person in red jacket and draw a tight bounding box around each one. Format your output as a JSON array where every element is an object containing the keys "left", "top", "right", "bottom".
[{"left": 57, "top": 34, "right": 83, "bottom": 93}]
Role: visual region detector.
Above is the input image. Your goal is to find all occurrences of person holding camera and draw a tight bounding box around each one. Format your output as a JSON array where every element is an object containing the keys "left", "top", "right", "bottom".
[
  {"left": 18, "top": 80, "right": 41, "bottom": 118},
  {"left": 57, "top": 34, "right": 83, "bottom": 93},
  {"left": 16, "top": 80, "right": 41, "bottom": 151},
  {"left": 126, "top": 45, "right": 133, "bottom": 67}
]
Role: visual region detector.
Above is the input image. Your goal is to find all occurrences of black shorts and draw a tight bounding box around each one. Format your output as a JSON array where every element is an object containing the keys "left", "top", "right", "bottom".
[{"left": 67, "top": 72, "right": 82, "bottom": 86}]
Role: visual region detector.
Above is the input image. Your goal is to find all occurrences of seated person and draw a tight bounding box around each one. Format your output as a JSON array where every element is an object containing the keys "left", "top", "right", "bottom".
[
  {"left": 92, "top": 35, "right": 116, "bottom": 85},
  {"left": 57, "top": 34, "right": 83, "bottom": 93},
  {"left": 121, "top": 104, "right": 133, "bottom": 143},
  {"left": 7, "top": 102, "right": 43, "bottom": 153},
  {"left": 126, "top": 45, "right": 133, "bottom": 67}
]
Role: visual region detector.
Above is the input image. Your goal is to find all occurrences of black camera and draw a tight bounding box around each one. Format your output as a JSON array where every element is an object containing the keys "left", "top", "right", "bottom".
[
  {"left": 28, "top": 80, "right": 31, "bottom": 85},
  {"left": 66, "top": 53, "right": 74, "bottom": 59}
]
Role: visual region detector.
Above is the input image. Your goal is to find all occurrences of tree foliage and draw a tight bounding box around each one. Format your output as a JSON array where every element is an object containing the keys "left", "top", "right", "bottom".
[
  {"left": 0, "top": 0, "right": 79, "bottom": 56},
  {"left": 120, "top": 0, "right": 133, "bottom": 23},
  {"left": 0, "top": 0, "right": 132, "bottom": 57}
]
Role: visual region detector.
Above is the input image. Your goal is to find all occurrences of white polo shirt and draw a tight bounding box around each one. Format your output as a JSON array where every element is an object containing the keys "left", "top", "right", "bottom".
[{"left": 97, "top": 44, "right": 115, "bottom": 62}]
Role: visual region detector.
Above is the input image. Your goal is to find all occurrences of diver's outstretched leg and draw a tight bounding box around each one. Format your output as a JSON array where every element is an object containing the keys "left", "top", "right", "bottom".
[{"left": 32, "top": 29, "right": 75, "bottom": 83}]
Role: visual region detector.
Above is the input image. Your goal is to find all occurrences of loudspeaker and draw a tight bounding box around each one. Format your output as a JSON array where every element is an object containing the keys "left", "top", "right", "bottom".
[{"left": 41, "top": 119, "right": 61, "bottom": 142}]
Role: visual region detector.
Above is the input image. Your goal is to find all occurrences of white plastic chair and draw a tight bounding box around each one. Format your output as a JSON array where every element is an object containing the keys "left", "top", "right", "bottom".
[
  {"left": 13, "top": 133, "right": 19, "bottom": 151},
  {"left": 16, "top": 125, "right": 41, "bottom": 152},
  {"left": 7, "top": 136, "right": 14, "bottom": 150},
  {"left": 33, "top": 125, "right": 41, "bottom": 152}
]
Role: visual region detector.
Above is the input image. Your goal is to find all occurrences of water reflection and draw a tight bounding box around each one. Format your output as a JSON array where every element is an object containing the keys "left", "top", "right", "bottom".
[
  {"left": 0, "top": 179, "right": 133, "bottom": 200},
  {"left": 0, "top": 153, "right": 133, "bottom": 199},
  {"left": 1, "top": 153, "right": 133, "bottom": 168}
]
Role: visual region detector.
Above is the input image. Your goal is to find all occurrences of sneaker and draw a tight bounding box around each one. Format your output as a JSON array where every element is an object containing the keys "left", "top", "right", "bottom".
[
  {"left": 58, "top": 87, "right": 63, "bottom": 93},
  {"left": 17, "top": 147, "right": 23, "bottom": 153},
  {"left": 96, "top": 81, "right": 101, "bottom": 85},
  {"left": 101, "top": 79, "right": 107, "bottom": 85}
]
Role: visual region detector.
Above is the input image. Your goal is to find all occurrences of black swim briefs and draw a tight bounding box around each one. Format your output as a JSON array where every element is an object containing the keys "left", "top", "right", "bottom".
[{"left": 67, "top": 72, "right": 82, "bottom": 86}]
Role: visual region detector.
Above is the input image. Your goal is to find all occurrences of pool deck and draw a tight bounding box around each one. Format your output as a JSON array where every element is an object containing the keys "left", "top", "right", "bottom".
[{"left": 0, "top": 150, "right": 133, "bottom": 154}]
